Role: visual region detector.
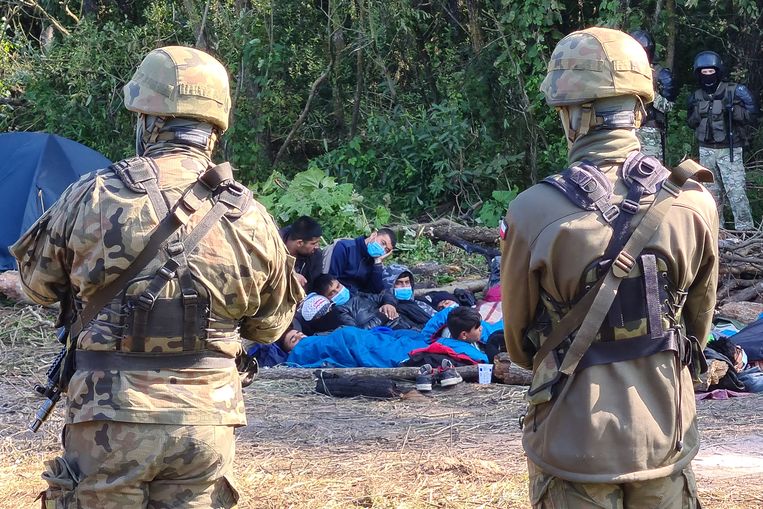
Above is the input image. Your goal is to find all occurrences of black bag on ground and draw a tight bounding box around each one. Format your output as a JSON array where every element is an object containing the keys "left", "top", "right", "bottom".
[{"left": 314, "top": 371, "right": 403, "bottom": 398}]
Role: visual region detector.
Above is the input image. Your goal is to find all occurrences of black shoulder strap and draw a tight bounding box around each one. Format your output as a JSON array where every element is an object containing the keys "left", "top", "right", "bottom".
[{"left": 541, "top": 162, "right": 620, "bottom": 223}]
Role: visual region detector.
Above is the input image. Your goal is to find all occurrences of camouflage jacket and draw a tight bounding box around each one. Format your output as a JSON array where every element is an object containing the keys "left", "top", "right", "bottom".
[{"left": 12, "top": 147, "right": 302, "bottom": 426}]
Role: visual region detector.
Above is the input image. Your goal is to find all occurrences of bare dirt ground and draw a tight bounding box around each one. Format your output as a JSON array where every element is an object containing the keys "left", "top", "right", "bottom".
[{"left": 2, "top": 304, "right": 763, "bottom": 508}]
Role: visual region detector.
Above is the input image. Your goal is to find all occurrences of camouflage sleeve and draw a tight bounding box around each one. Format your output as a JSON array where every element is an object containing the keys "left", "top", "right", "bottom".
[
  {"left": 500, "top": 204, "right": 539, "bottom": 371},
  {"left": 10, "top": 175, "right": 97, "bottom": 305},
  {"left": 239, "top": 211, "right": 304, "bottom": 344}
]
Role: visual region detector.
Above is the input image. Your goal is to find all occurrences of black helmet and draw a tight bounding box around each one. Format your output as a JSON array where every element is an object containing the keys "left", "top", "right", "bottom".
[
  {"left": 630, "top": 30, "right": 654, "bottom": 62},
  {"left": 693, "top": 51, "right": 725, "bottom": 77}
]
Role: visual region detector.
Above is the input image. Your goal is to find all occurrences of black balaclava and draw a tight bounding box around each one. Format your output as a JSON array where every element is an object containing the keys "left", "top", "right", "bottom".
[{"left": 699, "top": 69, "right": 720, "bottom": 94}]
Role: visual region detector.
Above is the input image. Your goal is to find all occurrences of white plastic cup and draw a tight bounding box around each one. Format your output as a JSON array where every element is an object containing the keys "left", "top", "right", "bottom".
[{"left": 478, "top": 363, "right": 493, "bottom": 384}]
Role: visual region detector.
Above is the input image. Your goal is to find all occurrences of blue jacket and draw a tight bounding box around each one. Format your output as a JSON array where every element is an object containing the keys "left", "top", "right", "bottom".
[
  {"left": 247, "top": 343, "right": 289, "bottom": 368},
  {"left": 421, "top": 306, "right": 503, "bottom": 344},
  {"left": 328, "top": 236, "right": 384, "bottom": 294}
]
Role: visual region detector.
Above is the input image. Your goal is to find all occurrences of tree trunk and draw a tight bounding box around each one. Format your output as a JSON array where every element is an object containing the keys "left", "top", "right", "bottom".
[
  {"left": 465, "top": 0, "right": 484, "bottom": 54},
  {"left": 272, "top": 67, "right": 331, "bottom": 165},
  {"left": 350, "top": 0, "right": 365, "bottom": 138},
  {"left": 664, "top": 0, "right": 675, "bottom": 71}
]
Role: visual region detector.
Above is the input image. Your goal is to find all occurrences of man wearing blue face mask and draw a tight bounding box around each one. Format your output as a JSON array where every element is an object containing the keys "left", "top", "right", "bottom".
[
  {"left": 382, "top": 264, "right": 438, "bottom": 331},
  {"left": 325, "top": 228, "right": 396, "bottom": 294},
  {"left": 303, "top": 274, "right": 410, "bottom": 330}
]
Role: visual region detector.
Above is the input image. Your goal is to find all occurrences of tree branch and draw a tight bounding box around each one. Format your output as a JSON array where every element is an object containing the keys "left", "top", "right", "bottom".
[
  {"left": 16, "top": 0, "right": 70, "bottom": 36},
  {"left": 272, "top": 67, "right": 331, "bottom": 165}
]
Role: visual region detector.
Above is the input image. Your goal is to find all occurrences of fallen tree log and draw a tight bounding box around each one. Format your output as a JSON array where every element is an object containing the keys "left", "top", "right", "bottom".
[
  {"left": 256, "top": 363, "right": 532, "bottom": 386},
  {"left": 414, "top": 278, "right": 487, "bottom": 295},
  {"left": 398, "top": 218, "right": 499, "bottom": 248}
]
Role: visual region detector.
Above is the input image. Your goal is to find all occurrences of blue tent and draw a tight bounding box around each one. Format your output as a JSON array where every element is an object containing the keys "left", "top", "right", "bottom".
[{"left": 0, "top": 132, "right": 111, "bottom": 270}]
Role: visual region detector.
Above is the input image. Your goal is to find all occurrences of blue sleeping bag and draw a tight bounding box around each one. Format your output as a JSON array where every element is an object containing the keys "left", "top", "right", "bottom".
[{"left": 286, "top": 326, "right": 486, "bottom": 368}]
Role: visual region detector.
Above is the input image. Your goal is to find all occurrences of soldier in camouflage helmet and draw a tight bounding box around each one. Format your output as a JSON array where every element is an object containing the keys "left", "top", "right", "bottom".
[
  {"left": 12, "top": 46, "right": 302, "bottom": 508},
  {"left": 501, "top": 27, "right": 718, "bottom": 508}
]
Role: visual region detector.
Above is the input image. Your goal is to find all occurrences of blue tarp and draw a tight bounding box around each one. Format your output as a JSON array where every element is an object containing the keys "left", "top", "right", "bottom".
[{"left": 0, "top": 132, "right": 111, "bottom": 270}]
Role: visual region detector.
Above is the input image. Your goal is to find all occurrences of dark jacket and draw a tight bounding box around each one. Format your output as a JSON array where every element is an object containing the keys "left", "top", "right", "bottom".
[
  {"left": 328, "top": 236, "right": 384, "bottom": 294},
  {"left": 381, "top": 264, "right": 437, "bottom": 331},
  {"left": 687, "top": 81, "right": 758, "bottom": 147},
  {"left": 335, "top": 291, "right": 413, "bottom": 330},
  {"left": 247, "top": 342, "right": 289, "bottom": 368},
  {"left": 279, "top": 225, "right": 324, "bottom": 292}
]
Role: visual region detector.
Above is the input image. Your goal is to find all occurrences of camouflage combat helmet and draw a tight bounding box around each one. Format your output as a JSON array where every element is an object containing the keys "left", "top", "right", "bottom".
[
  {"left": 124, "top": 46, "right": 231, "bottom": 132},
  {"left": 540, "top": 27, "right": 654, "bottom": 107}
]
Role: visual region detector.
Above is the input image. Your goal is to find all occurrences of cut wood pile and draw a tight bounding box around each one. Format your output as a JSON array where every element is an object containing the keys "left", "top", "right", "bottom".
[{"left": 716, "top": 229, "right": 763, "bottom": 312}]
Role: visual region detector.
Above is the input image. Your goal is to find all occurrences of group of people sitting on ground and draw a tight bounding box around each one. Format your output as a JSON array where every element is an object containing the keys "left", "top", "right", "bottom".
[{"left": 246, "top": 215, "right": 505, "bottom": 377}]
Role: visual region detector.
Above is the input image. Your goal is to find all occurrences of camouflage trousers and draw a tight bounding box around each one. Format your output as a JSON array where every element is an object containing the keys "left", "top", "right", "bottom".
[
  {"left": 528, "top": 460, "right": 700, "bottom": 509},
  {"left": 699, "top": 145, "right": 754, "bottom": 230},
  {"left": 636, "top": 126, "right": 665, "bottom": 163},
  {"left": 39, "top": 421, "right": 239, "bottom": 509}
]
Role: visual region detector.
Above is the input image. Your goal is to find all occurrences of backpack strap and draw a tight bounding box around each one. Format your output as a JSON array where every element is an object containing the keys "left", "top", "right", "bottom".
[
  {"left": 533, "top": 159, "right": 713, "bottom": 373},
  {"left": 542, "top": 163, "right": 620, "bottom": 223}
]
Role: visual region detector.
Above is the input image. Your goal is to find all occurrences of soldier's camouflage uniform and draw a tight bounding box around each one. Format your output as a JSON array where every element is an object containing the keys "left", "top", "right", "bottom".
[
  {"left": 12, "top": 46, "right": 302, "bottom": 508},
  {"left": 699, "top": 146, "right": 753, "bottom": 230},
  {"left": 502, "top": 28, "right": 718, "bottom": 508},
  {"left": 636, "top": 67, "right": 676, "bottom": 162},
  {"left": 688, "top": 74, "right": 758, "bottom": 230}
]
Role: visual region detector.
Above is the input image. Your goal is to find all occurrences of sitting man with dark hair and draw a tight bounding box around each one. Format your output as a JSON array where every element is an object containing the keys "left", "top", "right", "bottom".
[
  {"left": 280, "top": 215, "right": 324, "bottom": 291},
  {"left": 326, "top": 228, "right": 397, "bottom": 294}
]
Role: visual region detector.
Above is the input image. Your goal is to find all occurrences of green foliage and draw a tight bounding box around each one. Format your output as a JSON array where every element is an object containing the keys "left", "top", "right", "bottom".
[
  {"left": 310, "top": 98, "right": 520, "bottom": 214},
  {"left": 477, "top": 188, "right": 519, "bottom": 227},
  {"left": 1, "top": 0, "right": 763, "bottom": 229},
  {"left": 254, "top": 167, "right": 390, "bottom": 239}
]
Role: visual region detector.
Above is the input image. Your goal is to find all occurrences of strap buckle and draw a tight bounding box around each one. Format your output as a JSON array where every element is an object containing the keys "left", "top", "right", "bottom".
[
  {"left": 182, "top": 289, "right": 199, "bottom": 306},
  {"left": 602, "top": 204, "right": 620, "bottom": 222},
  {"left": 157, "top": 265, "right": 175, "bottom": 281},
  {"left": 227, "top": 182, "right": 246, "bottom": 197},
  {"left": 166, "top": 240, "right": 184, "bottom": 257},
  {"left": 612, "top": 251, "right": 636, "bottom": 278},
  {"left": 621, "top": 198, "right": 640, "bottom": 215},
  {"left": 662, "top": 179, "right": 680, "bottom": 197},
  {"left": 136, "top": 292, "right": 157, "bottom": 311}
]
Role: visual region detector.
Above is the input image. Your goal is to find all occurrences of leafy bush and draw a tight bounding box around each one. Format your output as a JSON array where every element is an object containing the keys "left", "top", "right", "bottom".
[
  {"left": 254, "top": 167, "right": 390, "bottom": 239},
  {"left": 309, "top": 98, "right": 522, "bottom": 215}
]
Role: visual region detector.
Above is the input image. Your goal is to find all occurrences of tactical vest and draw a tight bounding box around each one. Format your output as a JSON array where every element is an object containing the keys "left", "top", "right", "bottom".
[
  {"left": 74, "top": 157, "right": 252, "bottom": 371},
  {"left": 643, "top": 64, "right": 667, "bottom": 129},
  {"left": 692, "top": 82, "right": 739, "bottom": 145},
  {"left": 526, "top": 152, "right": 691, "bottom": 405}
]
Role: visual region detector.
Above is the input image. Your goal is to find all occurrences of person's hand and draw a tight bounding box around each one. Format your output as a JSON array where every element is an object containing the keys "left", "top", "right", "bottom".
[
  {"left": 295, "top": 273, "right": 307, "bottom": 288},
  {"left": 376, "top": 249, "right": 393, "bottom": 263},
  {"left": 379, "top": 304, "right": 398, "bottom": 320}
]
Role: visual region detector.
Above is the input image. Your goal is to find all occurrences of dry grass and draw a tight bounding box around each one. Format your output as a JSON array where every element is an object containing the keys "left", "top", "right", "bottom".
[{"left": 1, "top": 304, "right": 762, "bottom": 508}]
